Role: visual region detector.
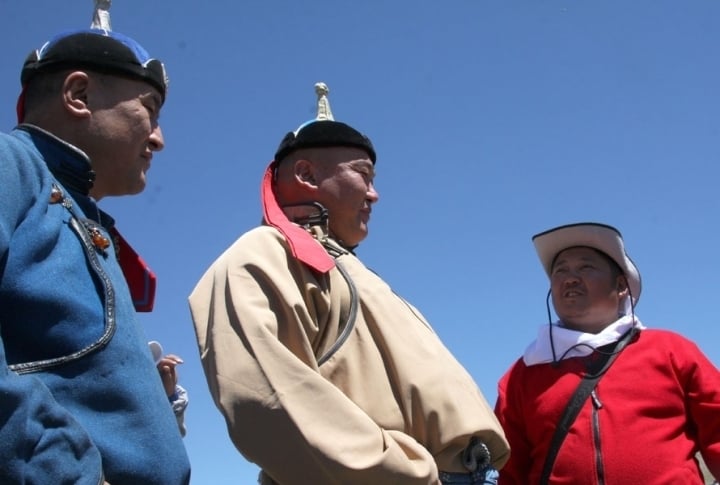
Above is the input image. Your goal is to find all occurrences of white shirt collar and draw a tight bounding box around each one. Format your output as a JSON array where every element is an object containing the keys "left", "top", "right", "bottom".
[{"left": 523, "top": 314, "right": 645, "bottom": 366}]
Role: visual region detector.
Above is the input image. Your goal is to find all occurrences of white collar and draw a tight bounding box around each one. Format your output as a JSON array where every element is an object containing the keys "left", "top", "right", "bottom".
[{"left": 522, "top": 314, "right": 645, "bottom": 366}]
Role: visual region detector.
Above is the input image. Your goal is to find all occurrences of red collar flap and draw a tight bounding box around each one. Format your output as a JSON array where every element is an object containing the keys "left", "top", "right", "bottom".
[{"left": 111, "top": 228, "right": 157, "bottom": 312}]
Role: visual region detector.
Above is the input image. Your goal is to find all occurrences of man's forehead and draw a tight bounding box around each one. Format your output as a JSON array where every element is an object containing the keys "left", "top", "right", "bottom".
[
  {"left": 310, "top": 146, "right": 373, "bottom": 165},
  {"left": 552, "top": 246, "right": 603, "bottom": 264},
  {"left": 109, "top": 75, "right": 163, "bottom": 104}
]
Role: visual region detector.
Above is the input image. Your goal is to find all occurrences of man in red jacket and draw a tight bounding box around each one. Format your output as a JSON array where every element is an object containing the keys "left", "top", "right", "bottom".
[{"left": 495, "top": 222, "right": 720, "bottom": 484}]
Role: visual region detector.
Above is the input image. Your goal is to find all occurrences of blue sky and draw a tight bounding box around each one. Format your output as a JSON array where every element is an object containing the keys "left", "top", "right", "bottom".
[{"left": 2, "top": 1, "right": 719, "bottom": 483}]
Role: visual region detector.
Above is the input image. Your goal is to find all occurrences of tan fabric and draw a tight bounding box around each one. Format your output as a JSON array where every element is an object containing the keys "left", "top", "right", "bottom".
[{"left": 189, "top": 226, "right": 509, "bottom": 484}]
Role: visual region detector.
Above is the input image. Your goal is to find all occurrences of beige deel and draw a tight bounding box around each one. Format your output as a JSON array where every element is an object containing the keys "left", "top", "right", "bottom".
[{"left": 189, "top": 226, "right": 509, "bottom": 484}]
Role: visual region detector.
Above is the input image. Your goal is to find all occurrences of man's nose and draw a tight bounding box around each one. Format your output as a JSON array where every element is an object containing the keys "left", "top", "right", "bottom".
[
  {"left": 367, "top": 183, "right": 379, "bottom": 203},
  {"left": 149, "top": 125, "right": 165, "bottom": 152},
  {"left": 562, "top": 272, "right": 580, "bottom": 286}
]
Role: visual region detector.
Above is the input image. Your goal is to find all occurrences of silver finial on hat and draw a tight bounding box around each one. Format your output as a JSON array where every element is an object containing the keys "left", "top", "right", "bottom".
[
  {"left": 314, "top": 82, "right": 334, "bottom": 121},
  {"left": 91, "top": 0, "right": 112, "bottom": 30}
]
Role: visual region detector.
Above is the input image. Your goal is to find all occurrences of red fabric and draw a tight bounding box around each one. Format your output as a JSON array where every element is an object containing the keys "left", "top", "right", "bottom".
[
  {"left": 110, "top": 228, "right": 156, "bottom": 312},
  {"left": 495, "top": 329, "right": 720, "bottom": 485},
  {"left": 260, "top": 161, "right": 334, "bottom": 274}
]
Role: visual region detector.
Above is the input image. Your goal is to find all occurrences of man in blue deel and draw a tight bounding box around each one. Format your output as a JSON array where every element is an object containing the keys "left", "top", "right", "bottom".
[{"left": 0, "top": 22, "right": 190, "bottom": 485}]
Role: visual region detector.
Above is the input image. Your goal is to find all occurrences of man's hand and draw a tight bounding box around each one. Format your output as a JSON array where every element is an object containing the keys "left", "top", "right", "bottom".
[{"left": 156, "top": 355, "right": 184, "bottom": 398}]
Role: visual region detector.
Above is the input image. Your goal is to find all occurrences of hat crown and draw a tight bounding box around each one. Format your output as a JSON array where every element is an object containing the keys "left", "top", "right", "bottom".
[
  {"left": 20, "top": 1, "right": 167, "bottom": 102},
  {"left": 273, "top": 82, "right": 376, "bottom": 163}
]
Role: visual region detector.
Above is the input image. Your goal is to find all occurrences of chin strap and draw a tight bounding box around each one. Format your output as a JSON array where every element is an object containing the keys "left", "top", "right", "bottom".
[{"left": 261, "top": 161, "right": 335, "bottom": 274}]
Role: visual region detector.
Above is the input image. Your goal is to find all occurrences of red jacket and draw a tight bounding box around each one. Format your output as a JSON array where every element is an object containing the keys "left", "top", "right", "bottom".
[{"left": 495, "top": 329, "right": 720, "bottom": 484}]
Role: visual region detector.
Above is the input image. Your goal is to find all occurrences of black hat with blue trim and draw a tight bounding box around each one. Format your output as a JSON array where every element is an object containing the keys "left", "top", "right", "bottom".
[
  {"left": 274, "top": 83, "right": 376, "bottom": 163},
  {"left": 20, "top": 28, "right": 168, "bottom": 103}
]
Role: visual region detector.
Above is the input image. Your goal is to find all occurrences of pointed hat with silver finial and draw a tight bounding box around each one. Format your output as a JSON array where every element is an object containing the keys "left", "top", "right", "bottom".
[
  {"left": 273, "top": 82, "right": 376, "bottom": 163},
  {"left": 20, "top": 0, "right": 168, "bottom": 103}
]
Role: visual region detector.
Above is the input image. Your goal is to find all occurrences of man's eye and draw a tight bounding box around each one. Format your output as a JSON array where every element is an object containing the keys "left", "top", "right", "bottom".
[{"left": 145, "top": 105, "right": 161, "bottom": 122}]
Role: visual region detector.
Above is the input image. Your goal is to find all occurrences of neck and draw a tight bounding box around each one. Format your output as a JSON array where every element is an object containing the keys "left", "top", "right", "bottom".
[
  {"left": 18, "top": 124, "right": 96, "bottom": 195},
  {"left": 281, "top": 202, "right": 328, "bottom": 227},
  {"left": 560, "top": 314, "right": 625, "bottom": 334}
]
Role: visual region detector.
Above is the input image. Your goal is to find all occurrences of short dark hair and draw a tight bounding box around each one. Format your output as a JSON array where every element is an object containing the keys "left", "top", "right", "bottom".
[
  {"left": 22, "top": 70, "right": 67, "bottom": 114},
  {"left": 22, "top": 70, "right": 120, "bottom": 117}
]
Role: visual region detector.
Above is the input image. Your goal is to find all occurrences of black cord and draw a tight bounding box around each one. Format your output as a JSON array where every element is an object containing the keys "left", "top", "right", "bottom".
[
  {"left": 546, "top": 283, "right": 638, "bottom": 366},
  {"left": 545, "top": 289, "right": 558, "bottom": 364}
]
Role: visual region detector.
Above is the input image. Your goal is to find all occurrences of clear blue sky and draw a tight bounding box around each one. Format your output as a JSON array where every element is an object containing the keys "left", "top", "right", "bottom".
[{"left": 2, "top": 1, "right": 719, "bottom": 483}]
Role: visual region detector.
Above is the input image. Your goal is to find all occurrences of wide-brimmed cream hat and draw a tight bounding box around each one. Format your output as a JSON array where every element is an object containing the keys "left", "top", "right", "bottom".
[{"left": 532, "top": 222, "right": 641, "bottom": 305}]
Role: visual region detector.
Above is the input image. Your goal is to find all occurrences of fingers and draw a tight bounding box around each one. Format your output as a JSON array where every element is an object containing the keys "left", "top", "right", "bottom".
[
  {"left": 153, "top": 353, "right": 184, "bottom": 397},
  {"left": 159, "top": 364, "right": 178, "bottom": 396},
  {"left": 156, "top": 355, "right": 184, "bottom": 369}
]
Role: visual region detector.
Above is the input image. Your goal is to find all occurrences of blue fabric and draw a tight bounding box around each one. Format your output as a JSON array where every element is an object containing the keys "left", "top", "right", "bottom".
[
  {"left": 39, "top": 28, "right": 153, "bottom": 64},
  {"left": 0, "top": 335, "right": 103, "bottom": 484},
  {"left": 439, "top": 466, "right": 499, "bottom": 484},
  {"left": 0, "top": 125, "right": 190, "bottom": 485}
]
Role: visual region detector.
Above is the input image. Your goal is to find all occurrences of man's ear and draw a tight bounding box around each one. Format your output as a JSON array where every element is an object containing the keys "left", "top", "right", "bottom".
[
  {"left": 294, "top": 159, "right": 318, "bottom": 189},
  {"left": 62, "top": 71, "right": 92, "bottom": 118},
  {"left": 616, "top": 275, "right": 629, "bottom": 297}
]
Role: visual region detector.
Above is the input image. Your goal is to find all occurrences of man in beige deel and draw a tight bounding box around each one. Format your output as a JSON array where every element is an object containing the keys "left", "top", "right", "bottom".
[{"left": 188, "top": 83, "right": 509, "bottom": 484}]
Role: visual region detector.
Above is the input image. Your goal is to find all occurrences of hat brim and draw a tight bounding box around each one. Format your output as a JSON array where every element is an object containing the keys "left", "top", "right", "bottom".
[{"left": 532, "top": 222, "right": 641, "bottom": 304}]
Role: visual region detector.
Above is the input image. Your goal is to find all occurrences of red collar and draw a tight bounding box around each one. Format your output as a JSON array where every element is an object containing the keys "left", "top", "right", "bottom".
[
  {"left": 111, "top": 228, "right": 156, "bottom": 312},
  {"left": 261, "top": 161, "right": 335, "bottom": 273}
]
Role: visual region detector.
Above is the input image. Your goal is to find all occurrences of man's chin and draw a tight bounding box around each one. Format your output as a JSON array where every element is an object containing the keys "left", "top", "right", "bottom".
[
  {"left": 330, "top": 226, "right": 369, "bottom": 247},
  {"left": 132, "top": 176, "right": 148, "bottom": 194},
  {"left": 118, "top": 181, "right": 147, "bottom": 197}
]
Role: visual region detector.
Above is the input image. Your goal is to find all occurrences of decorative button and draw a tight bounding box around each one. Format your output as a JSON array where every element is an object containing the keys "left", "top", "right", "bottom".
[
  {"left": 89, "top": 228, "right": 110, "bottom": 251},
  {"left": 49, "top": 184, "right": 63, "bottom": 204}
]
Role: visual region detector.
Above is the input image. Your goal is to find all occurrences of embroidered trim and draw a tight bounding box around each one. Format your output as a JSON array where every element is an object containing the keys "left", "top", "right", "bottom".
[{"left": 9, "top": 181, "right": 116, "bottom": 374}]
